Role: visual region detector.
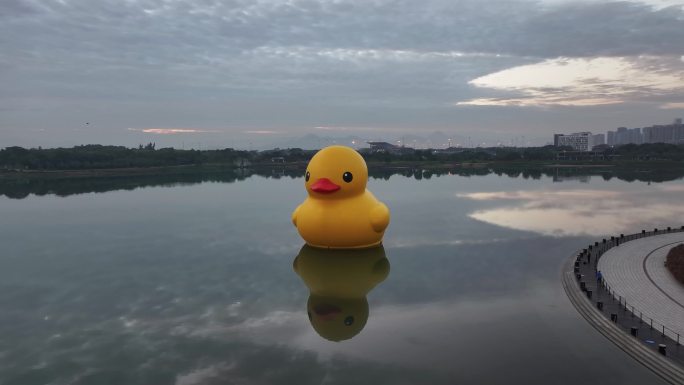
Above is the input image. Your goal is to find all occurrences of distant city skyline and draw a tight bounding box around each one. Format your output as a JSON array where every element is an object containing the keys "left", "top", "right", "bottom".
[
  {"left": 553, "top": 117, "right": 684, "bottom": 151},
  {"left": 2, "top": 0, "right": 684, "bottom": 150}
]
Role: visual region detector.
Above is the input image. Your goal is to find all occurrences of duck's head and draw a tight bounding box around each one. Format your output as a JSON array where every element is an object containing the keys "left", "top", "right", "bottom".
[
  {"left": 306, "top": 295, "right": 369, "bottom": 342},
  {"left": 305, "top": 145, "right": 368, "bottom": 199}
]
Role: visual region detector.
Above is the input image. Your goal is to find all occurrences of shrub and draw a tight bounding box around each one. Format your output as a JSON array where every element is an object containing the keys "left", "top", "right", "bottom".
[{"left": 665, "top": 244, "right": 684, "bottom": 285}]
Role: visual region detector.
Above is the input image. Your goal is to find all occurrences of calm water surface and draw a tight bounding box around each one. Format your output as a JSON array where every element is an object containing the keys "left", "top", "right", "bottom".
[{"left": 2, "top": 170, "right": 683, "bottom": 384}]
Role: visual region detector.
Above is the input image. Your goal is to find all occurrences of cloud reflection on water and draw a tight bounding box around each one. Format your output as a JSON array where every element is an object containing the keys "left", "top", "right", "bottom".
[{"left": 458, "top": 184, "right": 684, "bottom": 236}]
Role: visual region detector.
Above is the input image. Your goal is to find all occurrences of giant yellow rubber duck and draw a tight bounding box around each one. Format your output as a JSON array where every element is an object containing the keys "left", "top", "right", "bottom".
[
  {"left": 292, "top": 145, "right": 390, "bottom": 249},
  {"left": 293, "top": 245, "right": 390, "bottom": 341}
]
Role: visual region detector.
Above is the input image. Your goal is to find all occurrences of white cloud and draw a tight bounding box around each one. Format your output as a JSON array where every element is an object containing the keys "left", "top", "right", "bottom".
[
  {"left": 457, "top": 56, "right": 684, "bottom": 107},
  {"left": 243, "top": 130, "right": 279, "bottom": 135},
  {"left": 458, "top": 186, "right": 684, "bottom": 236},
  {"left": 127, "top": 128, "right": 217, "bottom": 134},
  {"left": 660, "top": 102, "right": 684, "bottom": 109}
]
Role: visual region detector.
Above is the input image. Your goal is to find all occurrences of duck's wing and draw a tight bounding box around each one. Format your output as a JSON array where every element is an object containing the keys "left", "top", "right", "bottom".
[
  {"left": 292, "top": 204, "right": 302, "bottom": 227},
  {"left": 370, "top": 202, "right": 390, "bottom": 233}
]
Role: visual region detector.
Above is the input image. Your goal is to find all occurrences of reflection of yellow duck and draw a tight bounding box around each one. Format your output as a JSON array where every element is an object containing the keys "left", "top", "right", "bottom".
[
  {"left": 293, "top": 245, "right": 390, "bottom": 341},
  {"left": 291, "top": 145, "right": 390, "bottom": 249}
]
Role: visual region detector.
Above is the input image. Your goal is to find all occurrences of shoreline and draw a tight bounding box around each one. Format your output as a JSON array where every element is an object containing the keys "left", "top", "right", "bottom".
[{"left": 2, "top": 160, "right": 682, "bottom": 179}]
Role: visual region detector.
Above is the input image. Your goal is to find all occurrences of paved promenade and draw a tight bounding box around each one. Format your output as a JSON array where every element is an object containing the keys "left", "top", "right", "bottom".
[{"left": 598, "top": 233, "right": 684, "bottom": 342}]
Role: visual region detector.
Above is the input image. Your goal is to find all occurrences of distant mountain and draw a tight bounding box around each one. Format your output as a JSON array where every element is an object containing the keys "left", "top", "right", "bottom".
[
  {"left": 275, "top": 131, "right": 470, "bottom": 150},
  {"left": 279, "top": 133, "right": 368, "bottom": 150}
]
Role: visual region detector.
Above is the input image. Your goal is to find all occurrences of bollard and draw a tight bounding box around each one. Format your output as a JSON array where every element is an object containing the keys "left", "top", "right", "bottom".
[
  {"left": 603, "top": 238, "right": 606, "bottom": 244},
  {"left": 611, "top": 313, "right": 618, "bottom": 322},
  {"left": 594, "top": 241, "right": 599, "bottom": 246},
  {"left": 580, "top": 282, "right": 586, "bottom": 291},
  {"left": 642, "top": 230, "right": 645, "bottom": 235},
  {"left": 574, "top": 267, "right": 579, "bottom": 274},
  {"left": 667, "top": 226, "right": 671, "bottom": 232},
  {"left": 574, "top": 261, "right": 580, "bottom": 268},
  {"left": 654, "top": 228, "right": 658, "bottom": 233},
  {"left": 576, "top": 273, "right": 582, "bottom": 280},
  {"left": 620, "top": 234, "right": 624, "bottom": 238},
  {"left": 658, "top": 344, "right": 666, "bottom": 355},
  {"left": 630, "top": 327, "right": 638, "bottom": 337},
  {"left": 597, "top": 301, "right": 603, "bottom": 310},
  {"left": 586, "top": 290, "right": 592, "bottom": 299}
]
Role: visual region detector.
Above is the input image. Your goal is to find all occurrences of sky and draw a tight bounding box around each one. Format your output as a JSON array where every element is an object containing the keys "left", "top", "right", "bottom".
[{"left": 2, "top": 0, "right": 684, "bottom": 149}]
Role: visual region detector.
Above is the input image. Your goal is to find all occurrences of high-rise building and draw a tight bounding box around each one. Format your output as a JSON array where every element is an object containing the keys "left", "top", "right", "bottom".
[
  {"left": 591, "top": 134, "right": 605, "bottom": 149},
  {"left": 650, "top": 125, "right": 674, "bottom": 143},
  {"left": 675, "top": 118, "right": 684, "bottom": 144},
  {"left": 554, "top": 132, "right": 592, "bottom": 151},
  {"left": 615, "top": 127, "right": 629, "bottom": 145},
  {"left": 642, "top": 126, "right": 652, "bottom": 143},
  {"left": 628, "top": 127, "right": 643, "bottom": 144},
  {"left": 596, "top": 118, "right": 683, "bottom": 147},
  {"left": 606, "top": 127, "right": 642, "bottom": 145}
]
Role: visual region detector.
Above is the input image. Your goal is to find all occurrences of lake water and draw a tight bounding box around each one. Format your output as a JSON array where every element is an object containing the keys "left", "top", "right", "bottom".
[{"left": 1, "top": 168, "right": 683, "bottom": 385}]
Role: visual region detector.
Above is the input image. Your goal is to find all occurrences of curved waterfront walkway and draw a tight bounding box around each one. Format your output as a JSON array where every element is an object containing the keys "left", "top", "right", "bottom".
[
  {"left": 563, "top": 227, "right": 684, "bottom": 385},
  {"left": 598, "top": 233, "right": 684, "bottom": 342}
]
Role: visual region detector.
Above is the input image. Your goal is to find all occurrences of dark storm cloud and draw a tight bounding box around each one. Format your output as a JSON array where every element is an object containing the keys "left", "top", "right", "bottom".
[{"left": 1, "top": 0, "right": 684, "bottom": 147}]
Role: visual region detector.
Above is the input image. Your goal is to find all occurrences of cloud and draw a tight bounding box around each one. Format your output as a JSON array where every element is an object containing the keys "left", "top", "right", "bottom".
[
  {"left": 660, "top": 102, "right": 684, "bottom": 109},
  {"left": 313, "top": 126, "right": 385, "bottom": 131},
  {"left": 3, "top": 0, "right": 684, "bottom": 146},
  {"left": 457, "top": 56, "right": 684, "bottom": 107},
  {"left": 127, "top": 128, "right": 217, "bottom": 134},
  {"left": 457, "top": 190, "right": 622, "bottom": 201},
  {"left": 458, "top": 186, "right": 684, "bottom": 236},
  {"left": 546, "top": 0, "right": 684, "bottom": 11},
  {"left": 243, "top": 130, "right": 278, "bottom": 135}
]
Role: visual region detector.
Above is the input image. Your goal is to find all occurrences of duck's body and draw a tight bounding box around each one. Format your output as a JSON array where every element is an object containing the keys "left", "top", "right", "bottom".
[
  {"left": 293, "top": 190, "right": 389, "bottom": 249},
  {"left": 291, "top": 146, "right": 390, "bottom": 249},
  {"left": 293, "top": 245, "right": 390, "bottom": 341},
  {"left": 293, "top": 245, "right": 390, "bottom": 297}
]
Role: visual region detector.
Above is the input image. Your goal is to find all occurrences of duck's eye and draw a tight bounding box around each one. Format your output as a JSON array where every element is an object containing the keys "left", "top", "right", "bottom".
[
  {"left": 305, "top": 171, "right": 310, "bottom": 182},
  {"left": 342, "top": 172, "right": 353, "bottom": 183},
  {"left": 344, "top": 316, "right": 354, "bottom": 326}
]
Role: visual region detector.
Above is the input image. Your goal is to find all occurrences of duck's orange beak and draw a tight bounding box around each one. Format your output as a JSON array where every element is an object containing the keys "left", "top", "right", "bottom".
[
  {"left": 310, "top": 178, "right": 340, "bottom": 194},
  {"left": 313, "top": 303, "right": 341, "bottom": 320}
]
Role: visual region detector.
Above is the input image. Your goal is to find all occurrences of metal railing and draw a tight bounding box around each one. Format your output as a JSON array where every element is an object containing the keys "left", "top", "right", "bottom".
[{"left": 574, "top": 226, "right": 684, "bottom": 346}]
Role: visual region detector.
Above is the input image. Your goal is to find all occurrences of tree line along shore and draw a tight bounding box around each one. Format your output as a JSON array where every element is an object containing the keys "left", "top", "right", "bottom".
[
  {"left": 1, "top": 143, "right": 684, "bottom": 173},
  {"left": 2, "top": 165, "right": 683, "bottom": 200}
]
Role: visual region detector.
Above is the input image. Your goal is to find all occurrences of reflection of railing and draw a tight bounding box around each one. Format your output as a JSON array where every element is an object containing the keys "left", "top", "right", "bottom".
[{"left": 573, "top": 226, "right": 684, "bottom": 353}]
